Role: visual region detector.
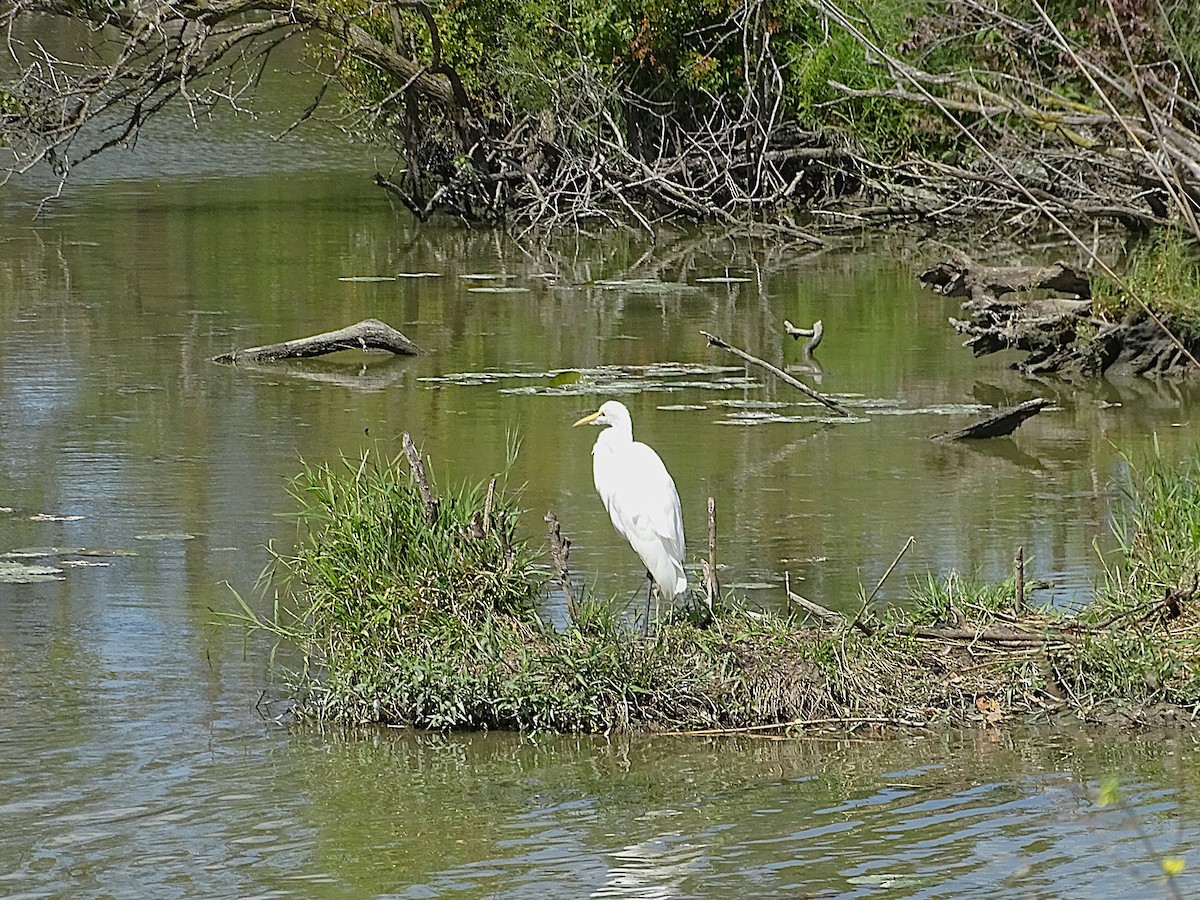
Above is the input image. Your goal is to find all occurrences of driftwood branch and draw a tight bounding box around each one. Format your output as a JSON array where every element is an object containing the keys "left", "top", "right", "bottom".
[
  {"left": 932, "top": 398, "right": 1052, "bottom": 441},
  {"left": 701, "top": 330, "right": 852, "bottom": 417},
  {"left": 783, "top": 319, "right": 824, "bottom": 355},
  {"left": 785, "top": 580, "right": 846, "bottom": 626},
  {"left": 213, "top": 319, "right": 421, "bottom": 364}
]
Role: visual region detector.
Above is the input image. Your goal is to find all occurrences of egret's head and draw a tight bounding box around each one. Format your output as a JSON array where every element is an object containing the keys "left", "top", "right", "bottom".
[{"left": 572, "top": 399, "right": 631, "bottom": 429}]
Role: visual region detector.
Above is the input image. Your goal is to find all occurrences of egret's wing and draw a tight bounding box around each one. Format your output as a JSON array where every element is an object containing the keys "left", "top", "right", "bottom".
[
  {"left": 611, "top": 442, "right": 687, "bottom": 594},
  {"left": 625, "top": 443, "right": 685, "bottom": 558}
]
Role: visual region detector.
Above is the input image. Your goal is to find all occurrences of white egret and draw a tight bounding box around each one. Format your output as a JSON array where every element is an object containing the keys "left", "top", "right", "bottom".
[{"left": 572, "top": 400, "right": 686, "bottom": 629}]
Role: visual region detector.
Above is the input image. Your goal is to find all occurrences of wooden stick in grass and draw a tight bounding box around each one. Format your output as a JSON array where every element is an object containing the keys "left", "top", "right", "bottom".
[
  {"left": 1014, "top": 546, "right": 1026, "bottom": 613},
  {"left": 701, "top": 496, "right": 718, "bottom": 615}
]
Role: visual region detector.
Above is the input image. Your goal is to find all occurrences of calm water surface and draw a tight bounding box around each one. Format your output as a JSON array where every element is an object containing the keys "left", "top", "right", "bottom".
[{"left": 2, "top": 95, "right": 1200, "bottom": 898}]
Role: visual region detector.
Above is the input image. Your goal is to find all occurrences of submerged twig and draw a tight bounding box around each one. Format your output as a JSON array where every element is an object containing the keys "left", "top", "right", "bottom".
[{"left": 658, "top": 714, "right": 926, "bottom": 736}]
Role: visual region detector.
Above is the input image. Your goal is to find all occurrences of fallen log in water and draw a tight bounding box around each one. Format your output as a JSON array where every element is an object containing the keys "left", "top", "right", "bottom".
[
  {"left": 932, "top": 398, "right": 1052, "bottom": 441},
  {"left": 919, "top": 250, "right": 1091, "bottom": 305},
  {"left": 213, "top": 318, "right": 420, "bottom": 364}
]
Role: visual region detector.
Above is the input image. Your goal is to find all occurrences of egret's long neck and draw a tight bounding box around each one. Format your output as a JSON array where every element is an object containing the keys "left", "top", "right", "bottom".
[
  {"left": 594, "top": 419, "right": 632, "bottom": 455},
  {"left": 605, "top": 418, "right": 633, "bottom": 443}
]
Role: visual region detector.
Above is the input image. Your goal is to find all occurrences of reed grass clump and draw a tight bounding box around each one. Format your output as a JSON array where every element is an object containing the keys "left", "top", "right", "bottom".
[{"left": 1058, "top": 447, "right": 1200, "bottom": 712}]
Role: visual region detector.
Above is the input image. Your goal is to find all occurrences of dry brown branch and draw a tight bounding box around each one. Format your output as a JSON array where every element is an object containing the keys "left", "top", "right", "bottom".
[
  {"left": 903, "top": 626, "right": 1074, "bottom": 646},
  {"left": 402, "top": 432, "right": 438, "bottom": 525},
  {"left": 785, "top": 578, "right": 847, "bottom": 626}
]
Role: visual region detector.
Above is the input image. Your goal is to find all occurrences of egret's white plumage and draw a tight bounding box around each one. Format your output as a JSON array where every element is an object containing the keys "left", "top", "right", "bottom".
[{"left": 573, "top": 401, "right": 687, "bottom": 610}]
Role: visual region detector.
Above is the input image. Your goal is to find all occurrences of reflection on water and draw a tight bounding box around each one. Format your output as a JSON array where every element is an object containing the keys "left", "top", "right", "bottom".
[
  {"left": 1, "top": 129, "right": 1200, "bottom": 897},
  {"left": 4, "top": 712, "right": 1196, "bottom": 897}
]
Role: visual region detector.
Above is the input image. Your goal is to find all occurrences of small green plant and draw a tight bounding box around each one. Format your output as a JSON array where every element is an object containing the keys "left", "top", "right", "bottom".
[
  {"left": 905, "top": 570, "right": 1023, "bottom": 627},
  {"left": 232, "top": 446, "right": 543, "bottom": 725},
  {"left": 1093, "top": 231, "right": 1200, "bottom": 342},
  {"left": 1061, "top": 446, "right": 1200, "bottom": 709}
]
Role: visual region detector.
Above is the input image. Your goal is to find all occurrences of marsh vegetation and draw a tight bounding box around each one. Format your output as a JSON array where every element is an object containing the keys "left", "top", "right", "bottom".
[{"left": 235, "top": 439, "right": 1200, "bottom": 732}]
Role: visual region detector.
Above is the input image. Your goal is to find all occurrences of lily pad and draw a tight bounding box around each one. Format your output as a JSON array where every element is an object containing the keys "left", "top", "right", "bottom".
[
  {"left": 549, "top": 371, "right": 585, "bottom": 387},
  {"left": 2, "top": 547, "right": 74, "bottom": 559},
  {"left": 715, "top": 413, "right": 870, "bottom": 426},
  {"left": 696, "top": 275, "right": 753, "bottom": 284},
  {"left": 467, "top": 286, "right": 531, "bottom": 294},
  {"left": 134, "top": 532, "right": 196, "bottom": 542},
  {"left": 0, "top": 562, "right": 65, "bottom": 583},
  {"left": 459, "top": 273, "right": 518, "bottom": 281},
  {"left": 338, "top": 276, "right": 397, "bottom": 282},
  {"left": 712, "top": 399, "right": 791, "bottom": 410},
  {"left": 28, "top": 513, "right": 85, "bottom": 522},
  {"left": 393, "top": 272, "right": 442, "bottom": 278},
  {"left": 2, "top": 547, "right": 139, "bottom": 559},
  {"left": 846, "top": 874, "right": 930, "bottom": 888}
]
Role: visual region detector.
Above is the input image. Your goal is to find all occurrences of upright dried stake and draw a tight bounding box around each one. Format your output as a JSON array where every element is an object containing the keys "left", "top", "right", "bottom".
[
  {"left": 483, "top": 478, "right": 496, "bottom": 536},
  {"left": 545, "top": 511, "right": 579, "bottom": 622},
  {"left": 402, "top": 432, "right": 439, "bottom": 524},
  {"left": 1014, "top": 546, "right": 1025, "bottom": 613},
  {"left": 702, "top": 496, "right": 718, "bottom": 615}
]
